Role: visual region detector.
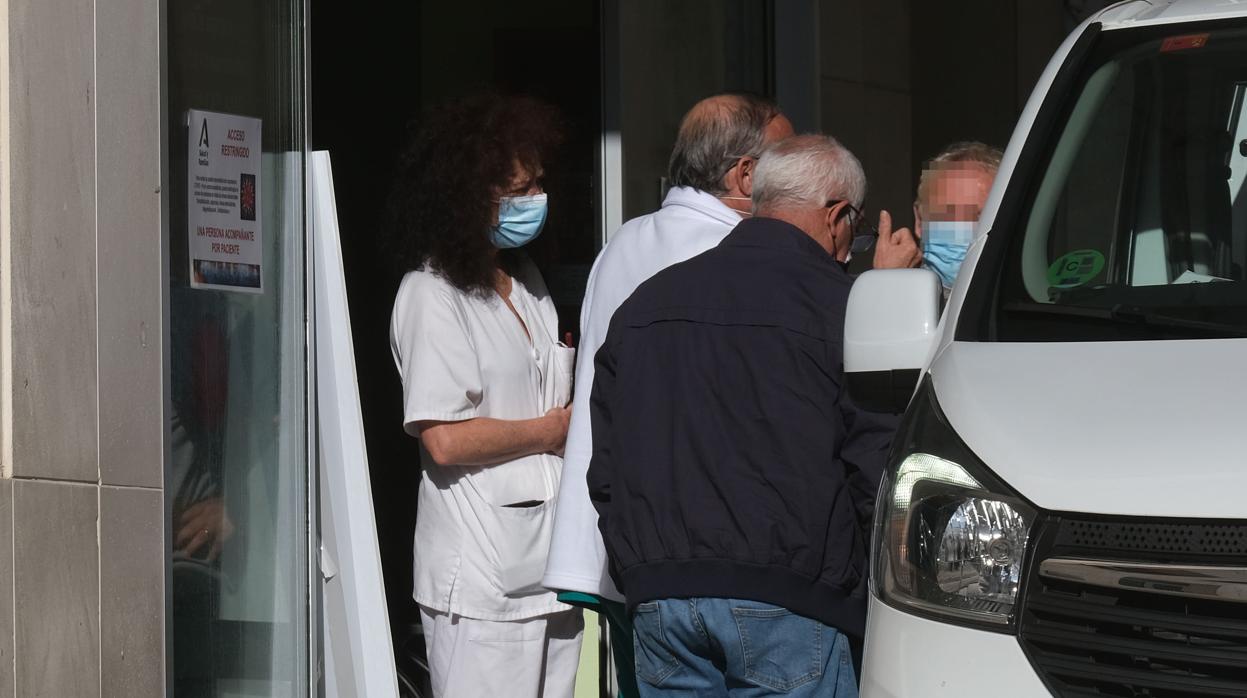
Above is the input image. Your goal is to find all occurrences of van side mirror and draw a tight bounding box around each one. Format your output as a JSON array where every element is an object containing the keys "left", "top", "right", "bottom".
[{"left": 844, "top": 269, "right": 942, "bottom": 413}]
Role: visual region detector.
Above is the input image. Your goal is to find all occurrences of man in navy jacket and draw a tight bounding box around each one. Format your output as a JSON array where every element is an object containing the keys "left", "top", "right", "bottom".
[{"left": 587, "top": 135, "right": 901, "bottom": 697}]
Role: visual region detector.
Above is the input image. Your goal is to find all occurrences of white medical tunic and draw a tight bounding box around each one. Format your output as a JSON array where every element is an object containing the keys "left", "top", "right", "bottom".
[
  {"left": 391, "top": 258, "right": 569, "bottom": 621},
  {"left": 542, "top": 187, "right": 742, "bottom": 601}
]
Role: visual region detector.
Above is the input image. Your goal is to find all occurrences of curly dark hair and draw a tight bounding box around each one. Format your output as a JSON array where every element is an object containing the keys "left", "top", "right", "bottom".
[{"left": 386, "top": 93, "right": 563, "bottom": 295}]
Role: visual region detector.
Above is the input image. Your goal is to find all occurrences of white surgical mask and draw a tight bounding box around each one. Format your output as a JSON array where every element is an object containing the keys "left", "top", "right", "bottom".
[
  {"left": 922, "top": 220, "right": 976, "bottom": 288},
  {"left": 490, "top": 193, "right": 548, "bottom": 249}
]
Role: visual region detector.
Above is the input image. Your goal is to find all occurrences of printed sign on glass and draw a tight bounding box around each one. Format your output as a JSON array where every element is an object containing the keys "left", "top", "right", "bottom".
[{"left": 187, "top": 109, "right": 264, "bottom": 292}]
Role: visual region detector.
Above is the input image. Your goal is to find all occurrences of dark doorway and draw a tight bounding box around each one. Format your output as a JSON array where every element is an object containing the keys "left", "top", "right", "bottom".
[{"left": 309, "top": 1, "right": 601, "bottom": 691}]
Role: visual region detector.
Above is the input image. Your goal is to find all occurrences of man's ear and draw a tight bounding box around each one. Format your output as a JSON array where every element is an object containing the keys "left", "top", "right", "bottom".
[
  {"left": 737, "top": 157, "right": 757, "bottom": 197},
  {"left": 912, "top": 202, "right": 923, "bottom": 239},
  {"left": 824, "top": 202, "right": 840, "bottom": 231},
  {"left": 826, "top": 201, "right": 850, "bottom": 241}
]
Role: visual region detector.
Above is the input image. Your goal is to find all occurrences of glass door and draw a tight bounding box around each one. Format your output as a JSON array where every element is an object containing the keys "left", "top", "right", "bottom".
[{"left": 164, "top": 1, "right": 311, "bottom": 696}]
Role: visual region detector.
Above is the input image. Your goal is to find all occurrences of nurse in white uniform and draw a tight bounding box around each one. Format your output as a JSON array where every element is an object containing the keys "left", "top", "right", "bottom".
[{"left": 386, "top": 94, "right": 581, "bottom": 698}]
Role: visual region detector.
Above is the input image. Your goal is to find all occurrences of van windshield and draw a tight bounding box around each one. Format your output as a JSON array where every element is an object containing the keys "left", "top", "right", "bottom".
[{"left": 972, "top": 23, "right": 1247, "bottom": 341}]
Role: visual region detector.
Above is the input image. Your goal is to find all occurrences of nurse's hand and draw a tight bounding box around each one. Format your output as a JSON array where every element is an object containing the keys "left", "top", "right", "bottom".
[{"left": 543, "top": 406, "right": 572, "bottom": 457}]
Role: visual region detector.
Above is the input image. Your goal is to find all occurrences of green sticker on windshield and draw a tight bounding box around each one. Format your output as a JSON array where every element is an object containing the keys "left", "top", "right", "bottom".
[{"left": 1047, "top": 249, "right": 1105, "bottom": 288}]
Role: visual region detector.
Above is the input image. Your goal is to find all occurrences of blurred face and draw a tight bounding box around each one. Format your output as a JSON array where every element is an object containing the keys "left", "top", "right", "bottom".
[
  {"left": 916, "top": 163, "right": 995, "bottom": 288},
  {"left": 916, "top": 164, "right": 994, "bottom": 233}
]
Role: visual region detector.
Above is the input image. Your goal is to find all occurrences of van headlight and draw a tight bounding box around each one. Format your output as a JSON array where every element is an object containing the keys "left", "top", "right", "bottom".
[{"left": 872, "top": 379, "right": 1036, "bottom": 629}]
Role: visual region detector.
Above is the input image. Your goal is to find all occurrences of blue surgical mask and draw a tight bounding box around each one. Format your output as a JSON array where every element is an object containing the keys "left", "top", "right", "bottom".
[
  {"left": 922, "top": 220, "right": 975, "bottom": 288},
  {"left": 491, "top": 193, "right": 548, "bottom": 249}
]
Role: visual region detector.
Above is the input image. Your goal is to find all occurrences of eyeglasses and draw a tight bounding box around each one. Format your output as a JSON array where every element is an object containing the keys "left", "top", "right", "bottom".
[{"left": 825, "top": 199, "right": 879, "bottom": 254}]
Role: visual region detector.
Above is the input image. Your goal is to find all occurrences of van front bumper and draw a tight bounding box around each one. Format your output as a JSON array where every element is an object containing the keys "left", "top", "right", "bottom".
[{"left": 860, "top": 595, "right": 1051, "bottom": 697}]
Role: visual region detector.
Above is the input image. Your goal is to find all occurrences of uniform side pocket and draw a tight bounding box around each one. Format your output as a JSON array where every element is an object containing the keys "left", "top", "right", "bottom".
[{"left": 482, "top": 497, "right": 556, "bottom": 596}]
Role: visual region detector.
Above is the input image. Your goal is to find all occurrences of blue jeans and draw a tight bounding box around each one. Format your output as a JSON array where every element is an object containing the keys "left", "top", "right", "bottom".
[{"left": 631, "top": 598, "right": 858, "bottom": 697}]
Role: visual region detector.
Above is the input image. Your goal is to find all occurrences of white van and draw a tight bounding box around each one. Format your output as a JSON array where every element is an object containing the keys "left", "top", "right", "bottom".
[{"left": 844, "top": 2, "right": 1247, "bottom": 696}]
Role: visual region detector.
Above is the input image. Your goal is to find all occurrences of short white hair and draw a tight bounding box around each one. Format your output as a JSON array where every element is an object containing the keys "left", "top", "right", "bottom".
[{"left": 752, "top": 135, "right": 866, "bottom": 213}]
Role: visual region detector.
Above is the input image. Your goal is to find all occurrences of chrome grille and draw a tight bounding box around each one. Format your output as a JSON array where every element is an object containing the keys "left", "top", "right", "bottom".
[{"left": 1019, "top": 517, "right": 1247, "bottom": 697}]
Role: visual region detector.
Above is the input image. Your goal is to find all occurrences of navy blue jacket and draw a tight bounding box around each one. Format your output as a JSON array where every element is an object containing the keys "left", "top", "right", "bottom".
[{"left": 586, "top": 216, "right": 898, "bottom": 637}]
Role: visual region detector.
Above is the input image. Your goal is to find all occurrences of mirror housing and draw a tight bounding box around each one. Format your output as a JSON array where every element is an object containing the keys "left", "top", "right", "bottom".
[{"left": 844, "top": 269, "right": 942, "bottom": 413}]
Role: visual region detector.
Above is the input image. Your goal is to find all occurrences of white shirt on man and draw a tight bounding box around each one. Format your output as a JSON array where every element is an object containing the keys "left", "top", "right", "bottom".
[{"left": 542, "top": 186, "right": 743, "bottom": 601}]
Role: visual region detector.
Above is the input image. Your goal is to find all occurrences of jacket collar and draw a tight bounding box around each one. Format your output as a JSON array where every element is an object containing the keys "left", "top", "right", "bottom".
[
  {"left": 721, "top": 216, "right": 840, "bottom": 266},
  {"left": 661, "top": 186, "right": 746, "bottom": 226}
]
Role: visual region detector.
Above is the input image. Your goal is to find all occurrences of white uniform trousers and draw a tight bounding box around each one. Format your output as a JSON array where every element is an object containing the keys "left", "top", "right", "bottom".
[{"left": 419, "top": 605, "right": 584, "bottom": 698}]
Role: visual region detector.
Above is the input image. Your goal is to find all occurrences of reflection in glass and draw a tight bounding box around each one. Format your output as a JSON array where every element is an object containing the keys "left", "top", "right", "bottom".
[{"left": 166, "top": 1, "right": 309, "bottom": 696}]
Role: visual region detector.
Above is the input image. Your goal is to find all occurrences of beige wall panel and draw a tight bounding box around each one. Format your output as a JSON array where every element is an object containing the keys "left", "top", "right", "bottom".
[
  {"left": 861, "top": 0, "right": 910, "bottom": 92},
  {"left": 820, "top": 0, "right": 865, "bottom": 84},
  {"left": 618, "top": 0, "right": 729, "bottom": 219},
  {"left": 859, "top": 86, "right": 914, "bottom": 227},
  {"left": 820, "top": 0, "right": 908, "bottom": 91},
  {"left": 0, "top": 480, "right": 13, "bottom": 698},
  {"left": 12, "top": 480, "right": 99, "bottom": 697},
  {"left": 7, "top": 0, "right": 98, "bottom": 482},
  {"left": 100, "top": 486, "right": 163, "bottom": 697},
  {"left": 96, "top": 0, "right": 163, "bottom": 489},
  {"left": 821, "top": 77, "right": 869, "bottom": 146},
  {"left": 822, "top": 78, "right": 913, "bottom": 228}
]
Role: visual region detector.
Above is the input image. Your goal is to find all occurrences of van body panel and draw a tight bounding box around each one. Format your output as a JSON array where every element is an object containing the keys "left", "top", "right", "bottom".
[
  {"left": 860, "top": 597, "right": 1049, "bottom": 697},
  {"left": 930, "top": 340, "right": 1247, "bottom": 519},
  {"left": 1099, "top": 0, "right": 1247, "bottom": 30}
]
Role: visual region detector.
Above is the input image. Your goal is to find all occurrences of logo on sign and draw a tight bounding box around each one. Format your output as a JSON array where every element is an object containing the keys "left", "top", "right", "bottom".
[{"left": 197, "top": 118, "right": 210, "bottom": 166}]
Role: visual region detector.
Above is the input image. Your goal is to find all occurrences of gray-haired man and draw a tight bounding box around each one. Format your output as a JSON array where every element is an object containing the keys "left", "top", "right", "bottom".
[
  {"left": 543, "top": 92, "right": 793, "bottom": 697},
  {"left": 586, "top": 135, "right": 900, "bottom": 697}
]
